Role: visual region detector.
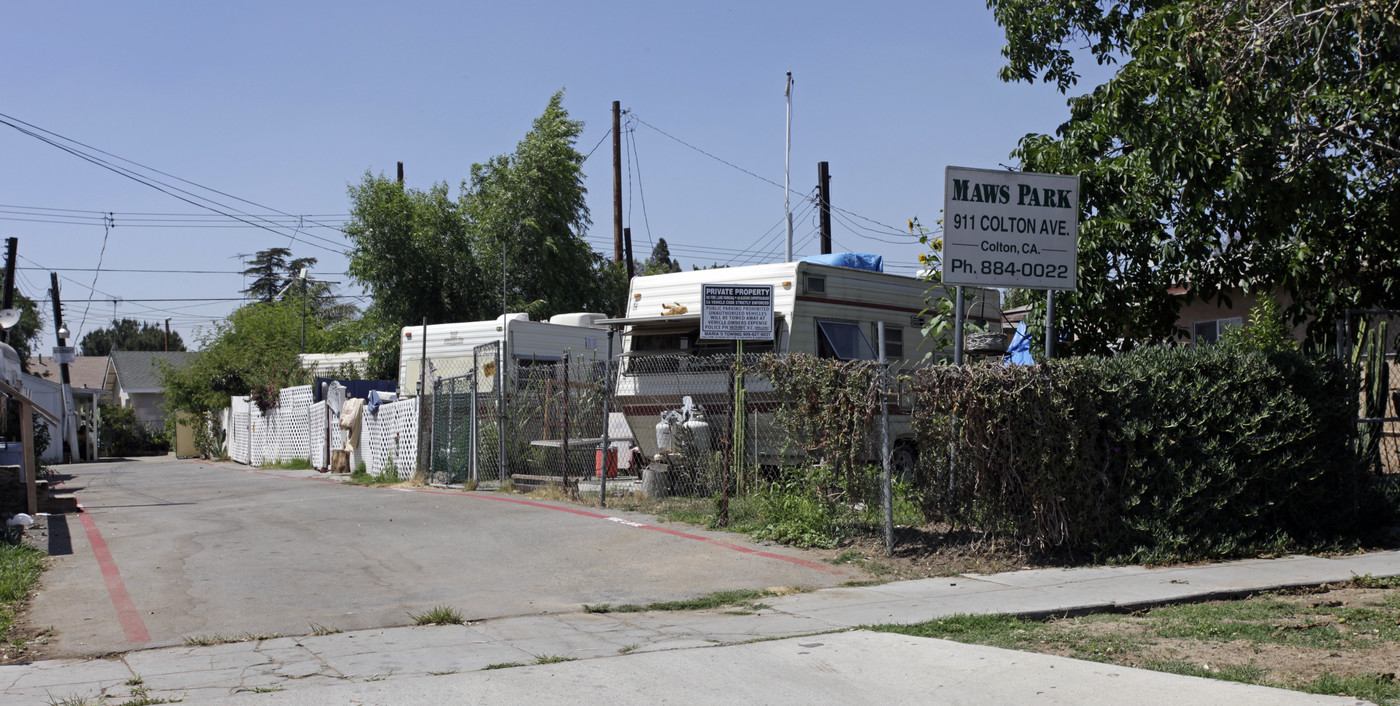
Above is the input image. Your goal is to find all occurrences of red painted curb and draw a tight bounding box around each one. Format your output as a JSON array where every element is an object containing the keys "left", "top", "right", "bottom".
[{"left": 76, "top": 505, "right": 151, "bottom": 644}]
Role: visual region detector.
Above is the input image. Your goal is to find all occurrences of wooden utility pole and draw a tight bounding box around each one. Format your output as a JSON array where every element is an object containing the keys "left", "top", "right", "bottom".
[
  {"left": 613, "top": 101, "right": 623, "bottom": 263},
  {"left": 818, "top": 162, "right": 832, "bottom": 255},
  {"left": 397, "top": 161, "right": 404, "bottom": 184},
  {"left": 164, "top": 318, "right": 171, "bottom": 351},
  {"left": 49, "top": 274, "right": 71, "bottom": 388}
]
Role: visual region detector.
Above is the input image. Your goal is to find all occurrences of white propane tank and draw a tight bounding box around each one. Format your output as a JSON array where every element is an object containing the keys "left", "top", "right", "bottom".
[
  {"left": 683, "top": 408, "right": 712, "bottom": 452},
  {"left": 656, "top": 418, "right": 675, "bottom": 453}
]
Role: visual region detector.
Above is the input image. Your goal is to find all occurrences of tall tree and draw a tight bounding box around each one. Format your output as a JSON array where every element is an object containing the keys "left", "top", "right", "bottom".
[
  {"left": 79, "top": 318, "right": 186, "bottom": 356},
  {"left": 241, "top": 247, "right": 294, "bottom": 303},
  {"left": 638, "top": 238, "right": 682, "bottom": 275},
  {"left": 987, "top": 0, "right": 1400, "bottom": 353},
  {"left": 242, "top": 247, "right": 357, "bottom": 325},
  {"left": 464, "top": 90, "right": 611, "bottom": 319}
]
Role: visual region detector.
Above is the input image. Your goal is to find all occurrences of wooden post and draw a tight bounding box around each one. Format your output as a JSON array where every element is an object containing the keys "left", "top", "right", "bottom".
[{"left": 20, "top": 399, "right": 36, "bottom": 515}]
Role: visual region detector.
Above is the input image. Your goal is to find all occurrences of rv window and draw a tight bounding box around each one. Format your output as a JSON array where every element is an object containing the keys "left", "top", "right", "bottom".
[
  {"left": 817, "top": 320, "right": 875, "bottom": 361},
  {"left": 513, "top": 356, "right": 560, "bottom": 390},
  {"left": 805, "top": 276, "right": 826, "bottom": 294},
  {"left": 869, "top": 324, "right": 904, "bottom": 359},
  {"left": 629, "top": 329, "right": 698, "bottom": 354}
]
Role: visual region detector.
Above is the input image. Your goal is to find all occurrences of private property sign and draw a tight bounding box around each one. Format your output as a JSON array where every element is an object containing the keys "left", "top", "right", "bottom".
[
  {"left": 700, "top": 284, "right": 774, "bottom": 340},
  {"left": 941, "top": 166, "right": 1080, "bottom": 290}
]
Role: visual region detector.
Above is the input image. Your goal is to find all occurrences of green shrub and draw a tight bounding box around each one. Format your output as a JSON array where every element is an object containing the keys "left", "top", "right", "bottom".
[
  {"left": 907, "top": 345, "right": 1375, "bottom": 561},
  {"left": 99, "top": 403, "right": 170, "bottom": 457}
]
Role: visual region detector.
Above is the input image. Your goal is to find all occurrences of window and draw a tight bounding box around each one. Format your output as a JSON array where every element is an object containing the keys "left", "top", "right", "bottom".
[
  {"left": 817, "top": 320, "right": 876, "bottom": 360},
  {"left": 1193, "top": 317, "right": 1242, "bottom": 345},
  {"left": 870, "top": 324, "right": 904, "bottom": 359},
  {"left": 805, "top": 276, "right": 826, "bottom": 294}
]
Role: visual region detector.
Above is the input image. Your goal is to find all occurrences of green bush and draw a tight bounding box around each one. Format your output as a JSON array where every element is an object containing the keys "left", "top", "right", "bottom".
[
  {"left": 99, "top": 403, "right": 170, "bottom": 457},
  {"left": 908, "top": 345, "right": 1377, "bottom": 562}
]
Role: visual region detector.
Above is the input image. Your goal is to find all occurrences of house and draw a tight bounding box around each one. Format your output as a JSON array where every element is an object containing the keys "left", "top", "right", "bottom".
[
  {"left": 1171, "top": 286, "right": 1307, "bottom": 345},
  {"left": 26, "top": 354, "right": 110, "bottom": 462},
  {"left": 102, "top": 351, "right": 198, "bottom": 430}
]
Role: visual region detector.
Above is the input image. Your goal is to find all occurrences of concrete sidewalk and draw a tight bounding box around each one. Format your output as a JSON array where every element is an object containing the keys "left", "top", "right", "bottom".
[{"left": 4, "top": 550, "right": 1395, "bottom": 704}]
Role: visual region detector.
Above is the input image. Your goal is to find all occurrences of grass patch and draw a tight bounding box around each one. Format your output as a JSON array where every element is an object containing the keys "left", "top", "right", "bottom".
[
  {"left": 114, "top": 685, "right": 181, "bottom": 705},
  {"left": 259, "top": 458, "right": 313, "bottom": 470},
  {"left": 1301, "top": 672, "right": 1400, "bottom": 703},
  {"left": 618, "top": 644, "right": 638, "bottom": 654},
  {"left": 308, "top": 622, "right": 342, "bottom": 636},
  {"left": 1141, "top": 658, "right": 1270, "bottom": 685},
  {"left": 236, "top": 686, "right": 284, "bottom": 693},
  {"left": 348, "top": 464, "right": 404, "bottom": 486},
  {"left": 483, "top": 662, "right": 524, "bottom": 670},
  {"left": 582, "top": 603, "right": 611, "bottom": 613},
  {"left": 610, "top": 588, "right": 804, "bottom": 613},
  {"left": 182, "top": 632, "right": 280, "bottom": 646},
  {"left": 409, "top": 606, "right": 464, "bottom": 625},
  {"left": 534, "top": 654, "right": 575, "bottom": 664},
  {"left": 0, "top": 543, "right": 45, "bottom": 644}
]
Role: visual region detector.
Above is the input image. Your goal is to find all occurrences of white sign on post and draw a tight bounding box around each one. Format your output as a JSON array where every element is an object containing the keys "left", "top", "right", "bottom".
[
  {"left": 941, "top": 166, "right": 1080, "bottom": 290},
  {"left": 700, "top": 284, "right": 774, "bottom": 341},
  {"left": 52, "top": 346, "right": 76, "bottom": 364}
]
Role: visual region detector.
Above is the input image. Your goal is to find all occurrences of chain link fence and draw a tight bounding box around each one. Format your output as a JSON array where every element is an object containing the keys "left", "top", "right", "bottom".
[{"left": 1342, "top": 309, "right": 1400, "bottom": 475}]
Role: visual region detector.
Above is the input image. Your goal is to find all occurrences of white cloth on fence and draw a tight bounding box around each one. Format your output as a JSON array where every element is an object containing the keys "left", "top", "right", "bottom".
[{"left": 339, "top": 398, "right": 365, "bottom": 452}]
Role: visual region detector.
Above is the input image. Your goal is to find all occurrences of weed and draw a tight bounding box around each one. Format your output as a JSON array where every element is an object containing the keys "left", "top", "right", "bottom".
[
  {"left": 308, "top": 622, "right": 342, "bottom": 636},
  {"left": 533, "top": 654, "right": 575, "bottom": 665},
  {"left": 260, "top": 458, "right": 313, "bottom": 470},
  {"left": 1351, "top": 574, "right": 1400, "bottom": 589},
  {"left": 842, "top": 580, "right": 888, "bottom": 587},
  {"left": 125, "top": 677, "right": 144, "bottom": 687},
  {"left": 236, "top": 686, "right": 284, "bottom": 693},
  {"left": 45, "top": 695, "right": 100, "bottom": 706},
  {"left": 182, "top": 633, "right": 280, "bottom": 646},
  {"left": 409, "top": 606, "right": 464, "bottom": 625},
  {"left": 483, "top": 662, "right": 524, "bottom": 670},
  {"left": 498, "top": 478, "right": 516, "bottom": 494},
  {"left": 582, "top": 603, "right": 611, "bottom": 613},
  {"left": 610, "top": 588, "right": 805, "bottom": 613},
  {"left": 427, "top": 670, "right": 458, "bottom": 676},
  {"left": 618, "top": 644, "right": 639, "bottom": 654},
  {"left": 1141, "top": 659, "right": 1270, "bottom": 685},
  {"left": 362, "top": 670, "right": 394, "bottom": 682}
]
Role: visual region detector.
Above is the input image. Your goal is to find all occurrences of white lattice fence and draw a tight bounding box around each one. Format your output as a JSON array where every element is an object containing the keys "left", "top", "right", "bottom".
[
  {"left": 250, "top": 406, "right": 276, "bottom": 467},
  {"left": 309, "top": 401, "right": 329, "bottom": 469},
  {"left": 277, "top": 385, "right": 313, "bottom": 461},
  {"left": 229, "top": 396, "right": 252, "bottom": 465},
  {"left": 363, "top": 398, "right": 419, "bottom": 477}
]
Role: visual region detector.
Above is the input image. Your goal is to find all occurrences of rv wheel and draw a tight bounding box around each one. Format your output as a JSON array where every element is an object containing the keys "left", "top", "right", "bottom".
[{"left": 891, "top": 441, "right": 917, "bottom": 483}]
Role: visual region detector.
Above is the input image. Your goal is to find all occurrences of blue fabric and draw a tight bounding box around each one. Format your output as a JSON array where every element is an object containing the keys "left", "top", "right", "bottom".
[
  {"left": 314, "top": 377, "right": 398, "bottom": 403},
  {"left": 799, "top": 252, "right": 884, "bottom": 273},
  {"left": 367, "top": 390, "right": 398, "bottom": 415},
  {"left": 1004, "top": 321, "right": 1035, "bottom": 366}
]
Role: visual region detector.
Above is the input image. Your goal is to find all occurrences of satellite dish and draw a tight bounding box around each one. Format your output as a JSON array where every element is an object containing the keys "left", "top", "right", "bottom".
[{"left": 0, "top": 309, "right": 19, "bottom": 330}]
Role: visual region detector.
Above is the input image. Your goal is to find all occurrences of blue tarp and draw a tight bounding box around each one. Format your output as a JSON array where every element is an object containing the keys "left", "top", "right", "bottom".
[
  {"left": 313, "top": 377, "right": 398, "bottom": 403},
  {"left": 799, "top": 252, "right": 884, "bottom": 273},
  {"left": 1004, "top": 321, "right": 1035, "bottom": 366}
]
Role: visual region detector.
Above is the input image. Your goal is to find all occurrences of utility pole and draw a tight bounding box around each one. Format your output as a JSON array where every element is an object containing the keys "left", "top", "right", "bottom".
[
  {"left": 818, "top": 162, "right": 832, "bottom": 255},
  {"left": 1, "top": 238, "right": 16, "bottom": 344},
  {"left": 50, "top": 272, "right": 73, "bottom": 463},
  {"left": 397, "top": 161, "right": 404, "bottom": 184},
  {"left": 164, "top": 318, "right": 171, "bottom": 352},
  {"left": 613, "top": 101, "right": 623, "bottom": 263},
  {"left": 784, "top": 72, "right": 794, "bottom": 262}
]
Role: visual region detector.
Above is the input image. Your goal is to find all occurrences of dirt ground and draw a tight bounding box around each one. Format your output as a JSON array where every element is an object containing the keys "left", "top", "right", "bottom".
[{"left": 1032, "top": 584, "right": 1400, "bottom": 690}]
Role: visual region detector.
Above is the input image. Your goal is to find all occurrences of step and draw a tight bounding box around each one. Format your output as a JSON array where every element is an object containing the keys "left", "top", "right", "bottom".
[{"left": 39, "top": 493, "right": 79, "bottom": 514}]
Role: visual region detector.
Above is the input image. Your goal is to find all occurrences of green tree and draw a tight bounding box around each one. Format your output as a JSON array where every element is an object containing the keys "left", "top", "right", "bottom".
[
  {"left": 988, "top": 0, "right": 1400, "bottom": 354},
  {"left": 639, "top": 238, "right": 682, "bottom": 275},
  {"left": 242, "top": 247, "right": 357, "bottom": 324},
  {"left": 79, "top": 318, "right": 186, "bottom": 356},
  {"left": 464, "top": 90, "right": 615, "bottom": 318},
  {"left": 2, "top": 292, "right": 43, "bottom": 373}
]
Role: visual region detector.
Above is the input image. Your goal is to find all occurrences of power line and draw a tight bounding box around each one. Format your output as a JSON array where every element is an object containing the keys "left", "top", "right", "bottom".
[
  {"left": 0, "top": 112, "right": 349, "bottom": 253},
  {"left": 19, "top": 266, "right": 350, "bottom": 275}
]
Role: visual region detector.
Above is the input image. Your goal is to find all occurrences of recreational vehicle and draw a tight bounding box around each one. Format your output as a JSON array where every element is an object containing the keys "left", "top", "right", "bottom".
[
  {"left": 398, "top": 313, "right": 607, "bottom": 396},
  {"left": 601, "top": 257, "right": 1000, "bottom": 474}
]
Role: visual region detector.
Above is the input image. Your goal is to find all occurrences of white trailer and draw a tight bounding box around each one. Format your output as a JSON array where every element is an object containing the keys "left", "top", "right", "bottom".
[
  {"left": 398, "top": 313, "right": 608, "bottom": 396},
  {"left": 600, "top": 259, "right": 1001, "bottom": 469}
]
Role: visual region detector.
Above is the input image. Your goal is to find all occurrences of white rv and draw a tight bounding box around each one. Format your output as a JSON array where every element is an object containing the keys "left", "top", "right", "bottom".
[
  {"left": 601, "top": 259, "right": 1000, "bottom": 469},
  {"left": 398, "top": 313, "right": 607, "bottom": 395}
]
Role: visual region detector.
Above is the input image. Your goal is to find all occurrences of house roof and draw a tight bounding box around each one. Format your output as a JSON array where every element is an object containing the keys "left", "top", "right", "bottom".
[
  {"left": 27, "top": 355, "right": 110, "bottom": 390},
  {"left": 106, "top": 351, "right": 198, "bottom": 393}
]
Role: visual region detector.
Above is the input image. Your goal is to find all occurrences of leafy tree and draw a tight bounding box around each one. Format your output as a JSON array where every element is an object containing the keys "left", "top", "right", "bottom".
[
  {"left": 2, "top": 292, "right": 42, "bottom": 373},
  {"left": 988, "top": 0, "right": 1400, "bottom": 354},
  {"left": 464, "top": 90, "right": 615, "bottom": 318},
  {"left": 79, "top": 318, "right": 186, "bottom": 356},
  {"left": 639, "top": 238, "right": 682, "bottom": 275},
  {"left": 242, "top": 247, "right": 357, "bottom": 325}
]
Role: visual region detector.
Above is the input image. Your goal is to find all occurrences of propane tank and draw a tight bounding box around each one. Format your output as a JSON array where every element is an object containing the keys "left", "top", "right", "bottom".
[
  {"left": 656, "top": 417, "right": 676, "bottom": 453},
  {"left": 682, "top": 407, "right": 712, "bottom": 452}
]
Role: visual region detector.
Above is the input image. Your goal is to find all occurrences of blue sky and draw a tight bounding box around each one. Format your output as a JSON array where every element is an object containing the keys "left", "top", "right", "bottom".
[{"left": 2, "top": 1, "right": 1111, "bottom": 350}]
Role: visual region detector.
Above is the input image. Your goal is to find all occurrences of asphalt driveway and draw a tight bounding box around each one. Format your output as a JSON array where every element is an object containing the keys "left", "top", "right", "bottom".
[{"left": 26, "top": 457, "right": 851, "bottom": 657}]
